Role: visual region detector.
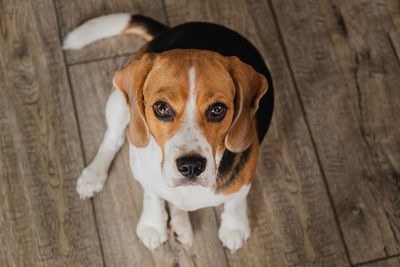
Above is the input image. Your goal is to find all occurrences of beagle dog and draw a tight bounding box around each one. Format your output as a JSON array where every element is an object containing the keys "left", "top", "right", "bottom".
[{"left": 64, "top": 14, "right": 274, "bottom": 251}]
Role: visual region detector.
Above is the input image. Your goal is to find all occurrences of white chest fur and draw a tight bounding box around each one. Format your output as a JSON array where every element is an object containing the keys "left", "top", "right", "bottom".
[{"left": 129, "top": 137, "right": 250, "bottom": 211}]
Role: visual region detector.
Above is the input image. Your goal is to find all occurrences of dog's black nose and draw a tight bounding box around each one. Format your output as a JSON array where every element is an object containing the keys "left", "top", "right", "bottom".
[{"left": 176, "top": 155, "right": 206, "bottom": 179}]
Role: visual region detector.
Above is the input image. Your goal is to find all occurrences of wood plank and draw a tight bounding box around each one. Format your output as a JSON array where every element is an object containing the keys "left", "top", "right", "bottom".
[
  {"left": 54, "top": 0, "right": 167, "bottom": 64},
  {"left": 360, "top": 257, "right": 400, "bottom": 267},
  {"left": 0, "top": 0, "right": 104, "bottom": 266},
  {"left": 69, "top": 56, "right": 228, "bottom": 267},
  {"left": 387, "top": 0, "right": 400, "bottom": 33},
  {"left": 164, "top": 0, "right": 349, "bottom": 266},
  {"left": 269, "top": 0, "right": 400, "bottom": 263}
]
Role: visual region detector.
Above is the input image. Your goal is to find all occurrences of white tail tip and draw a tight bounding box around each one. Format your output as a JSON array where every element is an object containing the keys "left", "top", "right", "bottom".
[{"left": 62, "top": 13, "right": 131, "bottom": 50}]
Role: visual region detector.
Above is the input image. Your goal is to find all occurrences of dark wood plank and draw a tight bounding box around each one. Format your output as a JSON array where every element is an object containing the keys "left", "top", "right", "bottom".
[
  {"left": 269, "top": 0, "right": 400, "bottom": 263},
  {"left": 164, "top": 0, "right": 349, "bottom": 266},
  {"left": 69, "top": 56, "right": 228, "bottom": 267},
  {"left": 54, "top": 0, "right": 167, "bottom": 64},
  {"left": 0, "top": 0, "right": 104, "bottom": 266},
  {"left": 360, "top": 257, "right": 400, "bottom": 267}
]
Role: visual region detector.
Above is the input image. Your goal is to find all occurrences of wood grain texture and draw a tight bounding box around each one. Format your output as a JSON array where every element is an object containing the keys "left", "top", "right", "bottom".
[
  {"left": 360, "top": 257, "right": 400, "bottom": 267},
  {"left": 54, "top": 0, "right": 167, "bottom": 64},
  {"left": 164, "top": 0, "right": 349, "bottom": 266},
  {"left": 269, "top": 0, "right": 400, "bottom": 264},
  {"left": 0, "top": 0, "right": 104, "bottom": 266},
  {"left": 68, "top": 56, "right": 228, "bottom": 267}
]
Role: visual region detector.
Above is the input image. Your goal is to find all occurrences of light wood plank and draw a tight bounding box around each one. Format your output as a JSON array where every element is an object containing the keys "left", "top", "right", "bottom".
[
  {"left": 0, "top": 0, "right": 104, "bottom": 266},
  {"left": 269, "top": 0, "right": 400, "bottom": 263},
  {"left": 69, "top": 56, "right": 228, "bottom": 267},
  {"left": 54, "top": 0, "right": 167, "bottom": 64},
  {"left": 164, "top": 0, "right": 349, "bottom": 266}
]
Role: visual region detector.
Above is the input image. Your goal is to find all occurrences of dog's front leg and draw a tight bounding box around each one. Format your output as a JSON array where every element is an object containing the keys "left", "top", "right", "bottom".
[
  {"left": 168, "top": 203, "right": 193, "bottom": 247},
  {"left": 218, "top": 194, "right": 251, "bottom": 252},
  {"left": 136, "top": 190, "right": 168, "bottom": 250},
  {"left": 76, "top": 89, "right": 130, "bottom": 199}
]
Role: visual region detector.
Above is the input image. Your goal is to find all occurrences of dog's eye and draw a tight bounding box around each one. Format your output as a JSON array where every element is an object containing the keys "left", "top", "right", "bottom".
[
  {"left": 206, "top": 103, "right": 227, "bottom": 122},
  {"left": 153, "top": 101, "right": 174, "bottom": 121}
]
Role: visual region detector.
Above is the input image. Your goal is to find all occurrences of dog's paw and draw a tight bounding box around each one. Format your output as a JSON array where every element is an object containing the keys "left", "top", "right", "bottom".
[
  {"left": 170, "top": 215, "right": 193, "bottom": 247},
  {"left": 76, "top": 167, "right": 107, "bottom": 199},
  {"left": 136, "top": 223, "right": 168, "bottom": 250},
  {"left": 218, "top": 225, "right": 250, "bottom": 252}
]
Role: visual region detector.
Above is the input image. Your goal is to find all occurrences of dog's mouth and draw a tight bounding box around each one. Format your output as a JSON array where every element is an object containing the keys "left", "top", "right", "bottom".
[
  {"left": 171, "top": 177, "right": 211, "bottom": 187},
  {"left": 166, "top": 170, "right": 216, "bottom": 188}
]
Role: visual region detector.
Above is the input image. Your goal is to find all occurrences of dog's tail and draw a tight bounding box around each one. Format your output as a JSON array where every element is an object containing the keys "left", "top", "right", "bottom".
[{"left": 63, "top": 14, "right": 168, "bottom": 50}]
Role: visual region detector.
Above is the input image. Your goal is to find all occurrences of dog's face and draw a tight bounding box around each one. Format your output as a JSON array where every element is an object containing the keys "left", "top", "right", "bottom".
[
  {"left": 143, "top": 55, "right": 235, "bottom": 187},
  {"left": 114, "top": 50, "right": 267, "bottom": 187}
]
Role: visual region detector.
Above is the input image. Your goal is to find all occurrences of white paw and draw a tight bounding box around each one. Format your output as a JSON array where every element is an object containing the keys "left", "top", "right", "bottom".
[
  {"left": 170, "top": 216, "right": 193, "bottom": 247},
  {"left": 136, "top": 223, "right": 168, "bottom": 250},
  {"left": 76, "top": 167, "right": 107, "bottom": 199},
  {"left": 218, "top": 225, "right": 250, "bottom": 252}
]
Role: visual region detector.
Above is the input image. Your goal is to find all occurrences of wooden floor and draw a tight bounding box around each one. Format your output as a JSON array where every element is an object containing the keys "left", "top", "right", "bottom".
[{"left": 1, "top": 0, "right": 400, "bottom": 266}]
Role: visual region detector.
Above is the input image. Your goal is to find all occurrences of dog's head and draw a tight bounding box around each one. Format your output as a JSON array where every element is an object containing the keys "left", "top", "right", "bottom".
[{"left": 113, "top": 49, "right": 267, "bottom": 187}]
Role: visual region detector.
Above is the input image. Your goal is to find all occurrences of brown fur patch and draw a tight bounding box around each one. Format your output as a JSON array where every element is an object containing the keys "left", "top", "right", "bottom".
[
  {"left": 120, "top": 23, "right": 153, "bottom": 40},
  {"left": 179, "top": 145, "right": 187, "bottom": 153}
]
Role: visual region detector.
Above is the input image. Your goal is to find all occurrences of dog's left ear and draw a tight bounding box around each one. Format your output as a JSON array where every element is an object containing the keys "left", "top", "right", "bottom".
[{"left": 225, "top": 56, "right": 268, "bottom": 152}]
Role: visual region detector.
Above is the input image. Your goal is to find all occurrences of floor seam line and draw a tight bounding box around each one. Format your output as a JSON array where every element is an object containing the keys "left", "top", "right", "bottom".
[{"left": 354, "top": 254, "right": 400, "bottom": 266}]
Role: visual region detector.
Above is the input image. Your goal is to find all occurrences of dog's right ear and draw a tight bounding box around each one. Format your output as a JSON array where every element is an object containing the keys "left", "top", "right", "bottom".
[{"left": 113, "top": 53, "right": 155, "bottom": 147}]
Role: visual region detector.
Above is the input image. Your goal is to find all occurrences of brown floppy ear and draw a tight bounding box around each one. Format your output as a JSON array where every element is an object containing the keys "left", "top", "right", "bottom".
[
  {"left": 225, "top": 56, "right": 268, "bottom": 152},
  {"left": 113, "top": 53, "right": 154, "bottom": 147}
]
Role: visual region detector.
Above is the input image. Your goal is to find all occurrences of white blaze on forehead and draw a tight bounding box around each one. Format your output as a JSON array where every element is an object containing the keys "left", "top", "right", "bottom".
[
  {"left": 189, "top": 66, "right": 195, "bottom": 92},
  {"left": 187, "top": 66, "right": 196, "bottom": 116}
]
